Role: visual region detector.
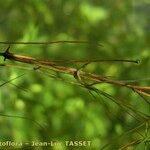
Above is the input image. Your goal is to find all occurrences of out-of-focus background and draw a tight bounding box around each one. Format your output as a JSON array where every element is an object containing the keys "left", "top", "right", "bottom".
[{"left": 0, "top": 0, "right": 149, "bottom": 149}]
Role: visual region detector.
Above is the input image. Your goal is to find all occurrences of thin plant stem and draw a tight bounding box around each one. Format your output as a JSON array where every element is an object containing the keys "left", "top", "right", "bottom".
[
  {"left": 0, "top": 47, "right": 149, "bottom": 97},
  {"left": 0, "top": 40, "right": 102, "bottom": 46}
]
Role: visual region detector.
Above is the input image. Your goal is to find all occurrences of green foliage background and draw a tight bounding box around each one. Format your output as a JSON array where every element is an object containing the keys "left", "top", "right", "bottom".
[{"left": 0, "top": 0, "right": 149, "bottom": 149}]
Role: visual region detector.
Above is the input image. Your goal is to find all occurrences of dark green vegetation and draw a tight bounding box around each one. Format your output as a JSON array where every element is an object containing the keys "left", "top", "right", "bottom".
[{"left": 0, "top": 0, "right": 149, "bottom": 150}]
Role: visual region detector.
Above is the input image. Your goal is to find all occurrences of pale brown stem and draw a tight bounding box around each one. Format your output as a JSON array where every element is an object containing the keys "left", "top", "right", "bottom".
[{"left": 0, "top": 48, "right": 149, "bottom": 97}]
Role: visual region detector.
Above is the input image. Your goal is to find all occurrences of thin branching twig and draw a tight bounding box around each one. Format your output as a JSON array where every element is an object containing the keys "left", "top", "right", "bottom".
[{"left": 0, "top": 46, "right": 149, "bottom": 98}]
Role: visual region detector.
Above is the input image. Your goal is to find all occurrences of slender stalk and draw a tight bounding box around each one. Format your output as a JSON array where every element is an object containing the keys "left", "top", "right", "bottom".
[
  {"left": 0, "top": 47, "right": 149, "bottom": 97},
  {"left": 119, "top": 139, "right": 143, "bottom": 150},
  {"left": 0, "top": 74, "right": 25, "bottom": 87},
  {"left": 0, "top": 40, "right": 102, "bottom": 46}
]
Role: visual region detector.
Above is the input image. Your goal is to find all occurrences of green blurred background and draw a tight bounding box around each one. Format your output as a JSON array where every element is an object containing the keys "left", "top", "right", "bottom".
[{"left": 0, "top": 0, "right": 149, "bottom": 149}]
